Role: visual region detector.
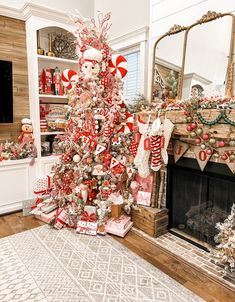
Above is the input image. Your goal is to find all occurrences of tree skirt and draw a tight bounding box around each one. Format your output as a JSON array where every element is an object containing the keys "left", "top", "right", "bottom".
[{"left": 0, "top": 226, "right": 204, "bottom": 302}]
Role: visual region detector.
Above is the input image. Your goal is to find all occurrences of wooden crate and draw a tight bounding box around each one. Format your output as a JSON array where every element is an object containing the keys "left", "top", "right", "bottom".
[{"left": 131, "top": 206, "right": 169, "bottom": 237}]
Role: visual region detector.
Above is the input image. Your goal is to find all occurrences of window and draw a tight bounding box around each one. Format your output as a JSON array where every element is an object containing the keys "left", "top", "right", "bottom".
[{"left": 122, "top": 51, "right": 140, "bottom": 103}]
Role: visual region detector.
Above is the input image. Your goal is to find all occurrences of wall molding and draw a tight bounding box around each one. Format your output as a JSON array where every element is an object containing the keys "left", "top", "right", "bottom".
[
  {"left": 156, "top": 57, "right": 181, "bottom": 72},
  {"left": 0, "top": 2, "right": 69, "bottom": 22},
  {"left": 109, "top": 26, "right": 149, "bottom": 51}
]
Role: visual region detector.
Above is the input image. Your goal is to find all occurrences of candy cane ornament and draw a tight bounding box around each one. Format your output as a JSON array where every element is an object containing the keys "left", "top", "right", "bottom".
[
  {"left": 108, "top": 55, "right": 128, "bottom": 78},
  {"left": 61, "top": 69, "right": 78, "bottom": 90}
]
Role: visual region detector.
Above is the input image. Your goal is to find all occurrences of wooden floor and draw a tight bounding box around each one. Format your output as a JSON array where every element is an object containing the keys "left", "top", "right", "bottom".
[{"left": 0, "top": 212, "right": 234, "bottom": 302}]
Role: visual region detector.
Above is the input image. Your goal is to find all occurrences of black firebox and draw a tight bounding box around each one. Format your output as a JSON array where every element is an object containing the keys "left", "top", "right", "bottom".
[{"left": 166, "top": 156, "right": 235, "bottom": 248}]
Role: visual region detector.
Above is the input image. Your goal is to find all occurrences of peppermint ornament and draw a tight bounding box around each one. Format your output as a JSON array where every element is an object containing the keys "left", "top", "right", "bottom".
[
  {"left": 117, "top": 112, "right": 133, "bottom": 134},
  {"left": 61, "top": 69, "right": 78, "bottom": 90},
  {"left": 108, "top": 55, "right": 128, "bottom": 78}
]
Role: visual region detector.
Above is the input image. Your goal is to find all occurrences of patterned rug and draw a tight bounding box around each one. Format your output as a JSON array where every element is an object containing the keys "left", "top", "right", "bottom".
[{"left": 0, "top": 226, "right": 204, "bottom": 302}]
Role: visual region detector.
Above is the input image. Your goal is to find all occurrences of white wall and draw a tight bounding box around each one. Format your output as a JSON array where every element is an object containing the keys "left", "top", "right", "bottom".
[
  {"left": 94, "top": 0, "right": 149, "bottom": 39},
  {"left": 0, "top": 0, "right": 94, "bottom": 17}
]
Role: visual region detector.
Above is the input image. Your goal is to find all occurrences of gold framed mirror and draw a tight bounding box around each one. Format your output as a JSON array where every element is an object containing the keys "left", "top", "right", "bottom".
[
  {"left": 151, "top": 24, "right": 187, "bottom": 103},
  {"left": 180, "top": 11, "right": 235, "bottom": 99}
]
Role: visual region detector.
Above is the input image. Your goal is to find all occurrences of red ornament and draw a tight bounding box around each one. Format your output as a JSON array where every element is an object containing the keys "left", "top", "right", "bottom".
[
  {"left": 202, "top": 133, "right": 210, "bottom": 140},
  {"left": 186, "top": 125, "right": 192, "bottom": 132},
  {"left": 206, "top": 149, "right": 213, "bottom": 155},
  {"left": 80, "top": 45, "right": 87, "bottom": 52},
  {"left": 191, "top": 123, "right": 197, "bottom": 129},
  {"left": 221, "top": 153, "right": 228, "bottom": 160},
  {"left": 184, "top": 111, "right": 189, "bottom": 116},
  {"left": 218, "top": 141, "right": 225, "bottom": 147},
  {"left": 195, "top": 138, "right": 201, "bottom": 144},
  {"left": 88, "top": 190, "right": 97, "bottom": 202}
]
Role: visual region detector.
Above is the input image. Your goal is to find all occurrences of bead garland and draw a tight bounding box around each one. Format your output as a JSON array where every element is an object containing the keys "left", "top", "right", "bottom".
[{"left": 196, "top": 111, "right": 235, "bottom": 126}]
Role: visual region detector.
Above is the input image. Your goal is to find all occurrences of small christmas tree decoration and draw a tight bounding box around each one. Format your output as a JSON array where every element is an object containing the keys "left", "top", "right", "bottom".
[
  {"left": 210, "top": 204, "right": 235, "bottom": 275},
  {"left": 165, "top": 70, "right": 178, "bottom": 99}
]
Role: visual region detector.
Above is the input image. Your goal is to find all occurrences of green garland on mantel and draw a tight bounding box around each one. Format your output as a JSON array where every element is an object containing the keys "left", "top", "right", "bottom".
[{"left": 196, "top": 111, "right": 235, "bottom": 126}]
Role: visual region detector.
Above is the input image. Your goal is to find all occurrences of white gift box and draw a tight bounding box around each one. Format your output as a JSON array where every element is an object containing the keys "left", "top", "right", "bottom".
[
  {"left": 137, "top": 191, "right": 151, "bottom": 206},
  {"left": 76, "top": 220, "right": 97, "bottom": 236}
]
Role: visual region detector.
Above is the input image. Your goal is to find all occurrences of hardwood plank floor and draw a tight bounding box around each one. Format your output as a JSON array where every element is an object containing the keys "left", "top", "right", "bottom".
[{"left": 0, "top": 211, "right": 234, "bottom": 302}]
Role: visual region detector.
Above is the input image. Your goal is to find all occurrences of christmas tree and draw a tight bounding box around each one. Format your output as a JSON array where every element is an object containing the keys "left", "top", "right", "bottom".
[
  {"left": 210, "top": 204, "right": 235, "bottom": 275},
  {"left": 49, "top": 13, "right": 136, "bottom": 230},
  {"left": 165, "top": 70, "right": 178, "bottom": 99}
]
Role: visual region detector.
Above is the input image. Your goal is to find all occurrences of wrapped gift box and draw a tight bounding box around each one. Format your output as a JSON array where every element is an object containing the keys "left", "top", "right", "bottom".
[
  {"left": 35, "top": 209, "right": 57, "bottom": 224},
  {"left": 76, "top": 220, "right": 97, "bottom": 236},
  {"left": 106, "top": 215, "right": 131, "bottom": 231},
  {"left": 34, "top": 175, "right": 51, "bottom": 195},
  {"left": 54, "top": 209, "right": 68, "bottom": 229},
  {"left": 35, "top": 198, "right": 58, "bottom": 214},
  {"left": 40, "top": 202, "right": 58, "bottom": 214},
  {"left": 105, "top": 220, "right": 133, "bottom": 237},
  {"left": 137, "top": 191, "right": 152, "bottom": 206},
  {"left": 22, "top": 198, "right": 36, "bottom": 216}
]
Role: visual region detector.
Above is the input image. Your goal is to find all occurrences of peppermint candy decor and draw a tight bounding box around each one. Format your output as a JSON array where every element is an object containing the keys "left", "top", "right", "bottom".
[
  {"left": 117, "top": 112, "right": 133, "bottom": 134},
  {"left": 108, "top": 55, "right": 128, "bottom": 78},
  {"left": 61, "top": 69, "right": 78, "bottom": 90}
]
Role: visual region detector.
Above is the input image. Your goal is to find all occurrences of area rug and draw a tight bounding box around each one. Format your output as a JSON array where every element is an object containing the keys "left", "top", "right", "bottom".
[{"left": 0, "top": 226, "right": 204, "bottom": 302}]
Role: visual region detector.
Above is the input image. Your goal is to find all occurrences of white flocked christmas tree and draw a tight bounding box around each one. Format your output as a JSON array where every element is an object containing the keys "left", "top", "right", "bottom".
[{"left": 211, "top": 204, "right": 235, "bottom": 275}]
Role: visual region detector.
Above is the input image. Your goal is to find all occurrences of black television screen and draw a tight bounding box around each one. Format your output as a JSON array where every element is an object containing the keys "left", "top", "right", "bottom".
[{"left": 0, "top": 60, "right": 13, "bottom": 123}]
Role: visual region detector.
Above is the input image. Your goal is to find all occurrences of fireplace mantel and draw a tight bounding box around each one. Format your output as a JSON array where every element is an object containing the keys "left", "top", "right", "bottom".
[
  {"left": 163, "top": 108, "right": 235, "bottom": 167},
  {"left": 165, "top": 109, "right": 235, "bottom": 139}
]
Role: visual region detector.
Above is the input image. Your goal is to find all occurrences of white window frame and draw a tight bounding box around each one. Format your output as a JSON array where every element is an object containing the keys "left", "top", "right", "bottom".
[{"left": 108, "top": 26, "right": 149, "bottom": 98}]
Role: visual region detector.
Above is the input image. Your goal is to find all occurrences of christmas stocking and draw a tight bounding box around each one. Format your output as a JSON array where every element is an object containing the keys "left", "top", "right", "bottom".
[
  {"left": 134, "top": 120, "right": 151, "bottom": 178},
  {"left": 150, "top": 117, "right": 162, "bottom": 172},
  {"left": 161, "top": 118, "right": 174, "bottom": 164}
]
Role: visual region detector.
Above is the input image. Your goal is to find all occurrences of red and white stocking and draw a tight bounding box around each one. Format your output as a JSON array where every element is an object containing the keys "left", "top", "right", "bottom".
[
  {"left": 150, "top": 135, "right": 162, "bottom": 171},
  {"left": 161, "top": 118, "right": 174, "bottom": 164},
  {"left": 150, "top": 117, "right": 162, "bottom": 172}
]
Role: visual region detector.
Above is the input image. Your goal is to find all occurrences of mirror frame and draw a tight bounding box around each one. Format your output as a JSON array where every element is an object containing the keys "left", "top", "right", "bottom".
[
  {"left": 151, "top": 24, "right": 188, "bottom": 102},
  {"left": 180, "top": 11, "right": 235, "bottom": 99},
  {"left": 151, "top": 11, "right": 235, "bottom": 102}
]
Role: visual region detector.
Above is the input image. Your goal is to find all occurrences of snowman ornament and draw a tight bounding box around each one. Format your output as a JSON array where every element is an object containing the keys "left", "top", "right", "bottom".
[{"left": 81, "top": 48, "right": 103, "bottom": 80}]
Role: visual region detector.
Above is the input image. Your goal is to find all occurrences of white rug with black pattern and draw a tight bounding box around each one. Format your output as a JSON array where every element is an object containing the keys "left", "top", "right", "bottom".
[{"left": 0, "top": 225, "right": 204, "bottom": 301}]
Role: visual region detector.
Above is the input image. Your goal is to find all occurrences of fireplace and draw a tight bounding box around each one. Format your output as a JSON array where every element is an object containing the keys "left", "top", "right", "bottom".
[{"left": 166, "top": 156, "right": 235, "bottom": 249}]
